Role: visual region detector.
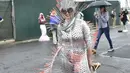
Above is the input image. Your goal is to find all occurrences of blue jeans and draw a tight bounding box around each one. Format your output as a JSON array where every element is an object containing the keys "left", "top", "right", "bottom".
[{"left": 94, "top": 27, "right": 113, "bottom": 49}]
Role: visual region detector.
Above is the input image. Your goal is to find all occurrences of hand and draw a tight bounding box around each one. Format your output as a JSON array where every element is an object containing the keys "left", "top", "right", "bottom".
[{"left": 68, "top": 53, "right": 82, "bottom": 63}]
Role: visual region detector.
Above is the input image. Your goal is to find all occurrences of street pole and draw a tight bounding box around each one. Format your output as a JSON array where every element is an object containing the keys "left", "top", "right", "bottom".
[{"left": 12, "top": 0, "right": 16, "bottom": 40}]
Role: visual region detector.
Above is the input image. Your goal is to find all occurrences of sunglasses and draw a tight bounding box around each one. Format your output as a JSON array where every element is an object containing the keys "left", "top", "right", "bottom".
[{"left": 61, "top": 8, "right": 73, "bottom": 14}]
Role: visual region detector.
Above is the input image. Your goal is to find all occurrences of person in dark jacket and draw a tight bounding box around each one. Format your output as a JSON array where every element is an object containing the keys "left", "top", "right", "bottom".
[{"left": 120, "top": 9, "right": 129, "bottom": 32}]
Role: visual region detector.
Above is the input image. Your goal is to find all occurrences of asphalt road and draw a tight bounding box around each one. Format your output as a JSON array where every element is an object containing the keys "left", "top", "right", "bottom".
[{"left": 0, "top": 24, "right": 130, "bottom": 73}]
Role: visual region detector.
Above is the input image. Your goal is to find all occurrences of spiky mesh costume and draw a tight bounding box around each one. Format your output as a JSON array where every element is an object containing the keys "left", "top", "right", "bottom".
[{"left": 39, "top": 0, "right": 94, "bottom": 73}]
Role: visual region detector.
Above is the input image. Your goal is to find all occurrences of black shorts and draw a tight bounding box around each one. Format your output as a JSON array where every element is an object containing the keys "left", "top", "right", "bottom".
[
  {"left": 122, "top": 20, "right": 127, "bottom": 25},
  {"left": 50, "top": 24, "right": 57, "bottom": 30}
]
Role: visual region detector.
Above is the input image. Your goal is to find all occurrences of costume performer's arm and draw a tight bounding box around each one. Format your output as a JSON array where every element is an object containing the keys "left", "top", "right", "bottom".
[{"left": 82, "top": 20, "right": 92, "bottom": 69}]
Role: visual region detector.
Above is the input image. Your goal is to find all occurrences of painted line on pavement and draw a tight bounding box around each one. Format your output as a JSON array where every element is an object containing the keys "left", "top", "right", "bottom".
[{"left": 99, "top": 44, "right": 130, "bottom": 60}]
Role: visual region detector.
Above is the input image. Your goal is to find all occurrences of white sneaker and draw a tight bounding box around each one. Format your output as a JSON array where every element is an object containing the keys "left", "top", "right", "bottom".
[
  {"left": 123, "top": 30, "right": 128, "bottom": 32},
  {"left": 108, "top": 49, "right": 115, "bottom": 52}
]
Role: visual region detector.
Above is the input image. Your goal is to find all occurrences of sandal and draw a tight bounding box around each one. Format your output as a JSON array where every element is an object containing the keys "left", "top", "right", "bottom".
[
  {"left": 92, "top": 49, "right": 96, "bottom": 55},
  {"left": 92, "top": 62, "right": 101, "bottom": 71}
]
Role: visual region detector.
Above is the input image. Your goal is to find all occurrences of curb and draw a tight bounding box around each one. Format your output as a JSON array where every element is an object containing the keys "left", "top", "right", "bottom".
[
  {"left": 0, "top": 39, "right": 15, "bottom": 45},
  {"left": 15, "top": 39, "right": 39, "bottom": 44},
  {"left": 0, "top": 39, "right": 39, "bottom": 46},
  {"left": 110, "top": 25, "right": 121, "bottom": 29}
]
